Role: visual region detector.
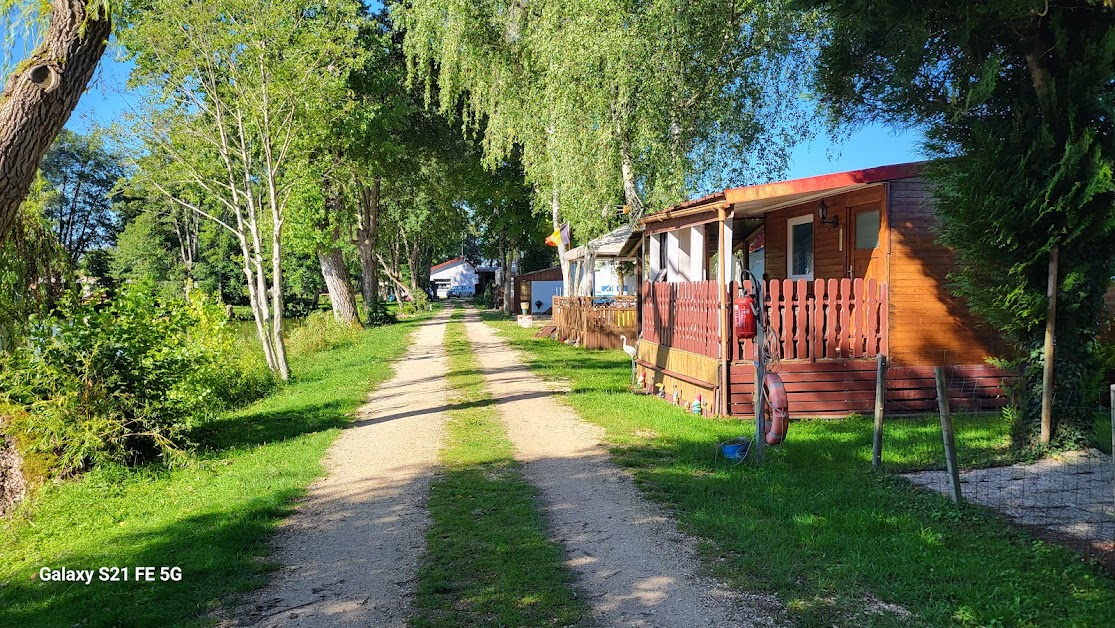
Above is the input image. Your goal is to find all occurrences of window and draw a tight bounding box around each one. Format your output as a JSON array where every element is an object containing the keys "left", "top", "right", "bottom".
[
  {"left": 855, "top": 210, "right": 880, "bottom": 250},
  {"left": 787, "top": 214, "right": 814, "bottom": 280}
]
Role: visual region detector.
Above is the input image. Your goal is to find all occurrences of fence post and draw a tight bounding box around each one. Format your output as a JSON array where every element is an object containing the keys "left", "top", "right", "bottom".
[
  {"left": 1110, "top": 384, "right": 1114, "bottom": 523},
  {"left": 935, "top": 367, "right": 962, "bottom": 503},
  {"left": 872, "top": 354, "right": 887, "bottom": 472}
]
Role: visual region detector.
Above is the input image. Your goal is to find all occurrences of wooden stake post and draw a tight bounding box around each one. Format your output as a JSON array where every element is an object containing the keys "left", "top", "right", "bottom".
[
  {"left": 1040, "top": 247, "right": 1059, "bottom": 446},
  {"left": 1110, "top": 384, "right": 1114, "bottom": 519},
  {"left": 872, "top": 354, "right": 887, "bottom": 472},
  {"left": 935, "top": 367, "right": 962, "bottom": 503}
]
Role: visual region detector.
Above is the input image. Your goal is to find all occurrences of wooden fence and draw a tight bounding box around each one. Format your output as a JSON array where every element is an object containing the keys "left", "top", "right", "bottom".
[
  {"left": 552, "top": 296, "right": 637, "bottom": 350},
  {"left": 733, "top": 278, "right": 888, "bottom": 363},
  {"left": 640, "top": 281, "right": 722, "bottom": 358}
]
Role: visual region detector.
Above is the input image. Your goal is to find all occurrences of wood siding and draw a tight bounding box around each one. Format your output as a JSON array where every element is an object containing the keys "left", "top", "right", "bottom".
[
  {"left": 761, "top": 186, "right": 886, "bottom": 282},
  {"left": 886, "top": 179, "right": 998, "bottom": 366},
  {"left": 728, "top": 362, "right": 1010, "bottom": 417}
]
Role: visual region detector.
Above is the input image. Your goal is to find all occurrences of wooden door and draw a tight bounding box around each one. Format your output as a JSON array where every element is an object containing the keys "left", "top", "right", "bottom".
[{"left": 849, "top": 205, "right": 883, "bottom": 281}]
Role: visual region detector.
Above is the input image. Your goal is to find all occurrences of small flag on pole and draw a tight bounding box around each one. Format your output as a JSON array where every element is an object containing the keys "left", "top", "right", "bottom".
[{"left": 544, "top": 223, "right": 570, "bottom": 247}]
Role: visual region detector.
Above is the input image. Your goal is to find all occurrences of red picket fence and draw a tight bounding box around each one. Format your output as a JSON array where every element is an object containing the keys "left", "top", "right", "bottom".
[
  {"left": 640, "top": 281, "right": 721, "bottom": 358},
  {"left": 732, "top": 278, "right": 888, "bottom": 362}
]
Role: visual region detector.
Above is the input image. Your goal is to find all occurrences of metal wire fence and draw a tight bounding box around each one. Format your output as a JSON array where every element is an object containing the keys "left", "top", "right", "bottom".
[{"left": 878, "top": 378, "right": 1114, "bottom": 567}]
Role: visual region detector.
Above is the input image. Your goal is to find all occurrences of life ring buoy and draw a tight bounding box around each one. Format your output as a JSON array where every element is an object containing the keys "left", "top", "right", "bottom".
[{"left": 762, "top": 373, "right": 790, "bottom": 445}]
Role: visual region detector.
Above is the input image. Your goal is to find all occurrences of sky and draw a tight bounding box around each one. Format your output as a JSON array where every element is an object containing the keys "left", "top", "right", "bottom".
[{"left": 14, "top": 36, "right": 927, "bottom": 185}]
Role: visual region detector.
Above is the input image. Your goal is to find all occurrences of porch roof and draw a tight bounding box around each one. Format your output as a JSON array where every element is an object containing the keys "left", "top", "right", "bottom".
[
  {"left": 640, "top": 161, "right": 926, "bottom": 228},
  {"left": 564, "top": 224, "right": 637, "bottom": 262}
]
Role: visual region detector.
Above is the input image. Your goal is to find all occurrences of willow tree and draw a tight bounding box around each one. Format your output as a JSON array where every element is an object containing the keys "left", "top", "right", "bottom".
[
  {"left": 393, "top": 0, "right": 819, "bottom": 293},
  {"left": 801, "top": 0, "right": 1115, "bottom": 446},
  {"left": 122, "top": 0, "right": 363, "bottom": 380}
]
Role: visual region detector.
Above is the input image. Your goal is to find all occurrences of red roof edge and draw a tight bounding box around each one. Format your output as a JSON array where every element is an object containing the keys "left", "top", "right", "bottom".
[
  {"left": 430, "top": 256, "right": 467, "bottom": 272},
  {"left": 723, "top": 161, "right": 926, "bottom": 205}
]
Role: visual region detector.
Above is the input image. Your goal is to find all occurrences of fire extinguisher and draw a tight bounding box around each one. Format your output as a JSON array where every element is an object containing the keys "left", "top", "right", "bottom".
[{"left": 733, "top": 290, "right": 756, "bottom": 339}]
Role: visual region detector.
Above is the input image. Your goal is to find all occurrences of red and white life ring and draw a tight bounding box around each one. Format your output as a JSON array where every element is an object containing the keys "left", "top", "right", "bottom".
[{"left": 762, "top": 373, "right": 790, "bottom": 445}]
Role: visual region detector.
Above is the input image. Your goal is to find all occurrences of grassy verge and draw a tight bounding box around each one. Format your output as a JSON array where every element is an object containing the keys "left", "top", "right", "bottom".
[
  {"left": 0, "top": 312, "right": 432, "bottom": 627},
  {"left": 412, "top": 309, "right": 586, "bottom": 627},
  {"left": 480, "top": 311, "right": 1115, "bottom": 627}
]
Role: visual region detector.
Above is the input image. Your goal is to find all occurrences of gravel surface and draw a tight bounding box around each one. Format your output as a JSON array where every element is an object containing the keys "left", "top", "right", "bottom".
[
  {"left": 225, "top": 311, "right": 451, "bottom": 627},
  {"left": 905, "top": 448, "right": 1115, "bottom": 550},
  {"left": 464, "top": 311, "right": 784, "bottom": 627}
]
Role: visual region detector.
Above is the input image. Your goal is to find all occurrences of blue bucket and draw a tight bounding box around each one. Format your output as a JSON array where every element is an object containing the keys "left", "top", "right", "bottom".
[{"left": 720, "top": 438, "right": 750, "bottom": 461}]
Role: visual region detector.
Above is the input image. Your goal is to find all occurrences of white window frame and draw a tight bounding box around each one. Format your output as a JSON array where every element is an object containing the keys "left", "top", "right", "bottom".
[{"left": 786, "top": 214, "right": 814, "bottom": 281}]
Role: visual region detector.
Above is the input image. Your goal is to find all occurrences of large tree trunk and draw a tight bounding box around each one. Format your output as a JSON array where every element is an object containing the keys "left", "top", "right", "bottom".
[
  {"left": 355, "top": 177, "right": 380, "bottom": 313},
  {"left": 318, "top": 244, "right": 360, "bottom": 324},
  {"left": 0, "top": 0, "right": 111, "bottom": 241},
  {"left": 502, "top": 245, "right": 514, "bottom": 314}
]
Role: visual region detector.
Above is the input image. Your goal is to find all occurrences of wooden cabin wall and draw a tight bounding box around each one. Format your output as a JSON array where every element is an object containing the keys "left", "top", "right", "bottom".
[
  {"left": 759, "top": 186, "right": 885, "bottom": 282},
  {"left": 886, "top": 178, "right": 998, "bottom": 367}
]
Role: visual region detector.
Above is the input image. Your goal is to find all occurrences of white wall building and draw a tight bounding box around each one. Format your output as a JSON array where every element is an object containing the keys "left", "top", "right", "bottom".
[{"left": 429, "top": 257, "right": 478, "bottom": 298}]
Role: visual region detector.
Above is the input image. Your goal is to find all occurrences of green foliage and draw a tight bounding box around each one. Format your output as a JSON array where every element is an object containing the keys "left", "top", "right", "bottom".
[
  {"left": 474, "top": 283, "right": 497, "bottom": 309},
  {"left": 39, "top": 128, "right": 125, "bottom": 264},
  {"left": 804, "top": 0, "right": 1115, "bottom": 446},
  {"left": 0, "top": 285, "right": 271, "bottom": 479},
  {"left": 364, "top": 298, "right": 398, "bottom": 327},
  {"left": 285, "top": 311, "right": 363, "bottom": 357},
  {"left": 0, "top": 176, "right": 69, "bottom": 350},
  {"left": 395, "top": 0, "right": 822, "bottom": 240},
  {"left": 398, "top": 291, "right": 430, "bottom": 316}
]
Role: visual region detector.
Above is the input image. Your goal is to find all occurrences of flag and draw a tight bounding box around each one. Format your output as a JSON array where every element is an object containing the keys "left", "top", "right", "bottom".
[{"left": 544, "top": 223, "right": 570, "bottom": 247}]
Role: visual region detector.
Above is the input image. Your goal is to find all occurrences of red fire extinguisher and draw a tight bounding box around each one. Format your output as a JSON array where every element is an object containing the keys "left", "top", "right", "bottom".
[{"left": 733, "top": 291, "right": 756, "bottom": 339}]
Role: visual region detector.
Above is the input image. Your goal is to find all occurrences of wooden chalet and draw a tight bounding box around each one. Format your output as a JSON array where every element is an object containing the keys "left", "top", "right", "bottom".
[{"left": 626, "top": 162, "right": 1014, "bottom": 417}]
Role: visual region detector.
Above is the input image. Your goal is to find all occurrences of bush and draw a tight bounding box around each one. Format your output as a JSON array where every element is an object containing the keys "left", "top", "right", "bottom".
[
  {"left": 398, "top": 292, "right": 429, "bottom": 316},
  {"left": 0, "top": 285, "right": 275, "bottom": 480},
  {"left": 285, "top": 311, "right": 363, "bottom": 357},
  {"left": 364, "top": 299, "right": 398, "bottom": 327}
]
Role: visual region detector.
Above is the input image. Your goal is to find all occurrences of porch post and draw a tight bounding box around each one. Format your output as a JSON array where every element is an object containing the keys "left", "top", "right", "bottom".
[{"left": 718, "top": 204, "right": 731, "bottom": 416}]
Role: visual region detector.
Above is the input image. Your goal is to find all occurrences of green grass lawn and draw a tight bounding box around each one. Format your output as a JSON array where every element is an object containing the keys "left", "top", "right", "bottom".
[
  {"left": 412, "top": 309, "right": 586, "bottom": 627},
  {"left": 481, "top": 312, "right": 1115, "bottom": 627},
  {"left": 0, "top": 313, "right": 430, "bottom": 627}
]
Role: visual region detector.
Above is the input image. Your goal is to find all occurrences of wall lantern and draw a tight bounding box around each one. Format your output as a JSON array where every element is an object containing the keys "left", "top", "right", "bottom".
[{"left": 817, "top": 199, "right": 839, "bottom": 230}]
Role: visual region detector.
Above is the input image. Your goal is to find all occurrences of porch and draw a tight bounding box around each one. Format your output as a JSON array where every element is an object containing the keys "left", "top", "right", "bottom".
[{"left": 552, "top": 296, "right": 637, "bottom": 350}]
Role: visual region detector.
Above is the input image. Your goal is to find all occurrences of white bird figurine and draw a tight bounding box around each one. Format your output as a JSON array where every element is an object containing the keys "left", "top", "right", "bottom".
[{"left": 620, "top": 334, "right": 638, "bottom": 385}]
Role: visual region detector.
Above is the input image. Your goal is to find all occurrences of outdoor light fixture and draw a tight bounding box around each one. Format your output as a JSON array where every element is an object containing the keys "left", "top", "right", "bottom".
[{"left": 817, "top": 199, "right": 839, "bottom": 230}]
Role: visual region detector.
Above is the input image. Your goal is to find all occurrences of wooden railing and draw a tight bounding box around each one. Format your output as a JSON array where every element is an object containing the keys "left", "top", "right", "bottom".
[
  {"left": 640, "top": 281, "right": 722, "bottom": 358},
  {"left": 552, "top": 296, "right": 637, "bottom": 350},
  {"left": 733, "top": 278, "right": 888, "bottom": 362}
]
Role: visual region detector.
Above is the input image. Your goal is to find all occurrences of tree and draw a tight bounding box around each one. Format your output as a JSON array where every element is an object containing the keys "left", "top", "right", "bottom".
[
  {"left": 802, "top": 0, "right": 1115, "bottom": 446},
  {"left": 394, "top": 0, "right": 819, "bottom": 292},
  {"left": 122, "top": 0, "right": 364, "bottom": 380},
  {"left": 0, "top": 0, "right": 114, "bottom": 242},
  {"left": 40, "top": 128, "right": 124, "bottom": 264}
]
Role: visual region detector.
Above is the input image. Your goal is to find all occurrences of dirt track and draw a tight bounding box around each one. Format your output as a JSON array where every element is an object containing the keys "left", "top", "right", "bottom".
[{"left": 230, "top": 308, "right": 782, "bottom": 626}]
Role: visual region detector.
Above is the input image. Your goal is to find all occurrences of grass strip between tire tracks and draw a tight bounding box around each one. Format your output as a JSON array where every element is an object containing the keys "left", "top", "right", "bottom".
[
  {"left": 0, "top": 311, "right": 432, "bottom": 627},
  {"left": 480, "top": 311, "right": 1115, "bottom": 627},
  {"left": 412, "top": 308, "right": 587, "bottom": 628}
]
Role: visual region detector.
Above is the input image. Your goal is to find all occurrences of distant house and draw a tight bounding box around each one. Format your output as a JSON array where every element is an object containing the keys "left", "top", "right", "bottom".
[{"left": 430, "top": 257, "right": 479, "bottom": 298}]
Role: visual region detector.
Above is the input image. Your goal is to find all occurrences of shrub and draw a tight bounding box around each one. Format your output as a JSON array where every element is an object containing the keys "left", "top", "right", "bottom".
[
  {"left": 364, "top": 299, "right": 398, "bottom": 327},
  {"left": 0, "top": 285, "right": 274, "bottom": 480},
  {"left": 0, "top": 286, "right": 211, "bottom": 476},
  {"left": 398, "top": 292, "right": 429, "bottom": 316},
  {"left": 285, "top": 311, "right": 363, "bottom": 357}
]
